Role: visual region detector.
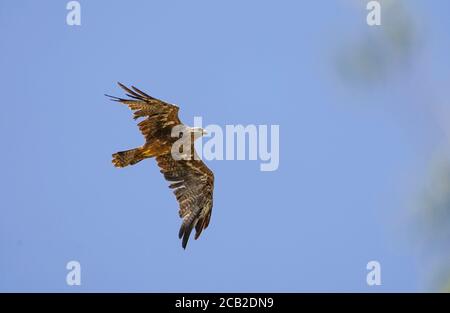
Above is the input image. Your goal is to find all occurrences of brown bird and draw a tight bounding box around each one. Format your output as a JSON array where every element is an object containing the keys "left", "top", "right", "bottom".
[{"left": 106, "top": 83, "right": 214, "bottom": 249}]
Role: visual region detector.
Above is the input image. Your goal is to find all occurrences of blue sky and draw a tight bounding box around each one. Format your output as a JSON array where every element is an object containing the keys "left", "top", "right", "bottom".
[{"left": 1, "top": 0, "right": 450, "bottom": 292}]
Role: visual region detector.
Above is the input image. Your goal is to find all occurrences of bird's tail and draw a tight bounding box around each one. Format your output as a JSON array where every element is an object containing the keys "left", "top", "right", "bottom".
[{"left": 112, "top": 147, "right": 145, "bottom": 168}]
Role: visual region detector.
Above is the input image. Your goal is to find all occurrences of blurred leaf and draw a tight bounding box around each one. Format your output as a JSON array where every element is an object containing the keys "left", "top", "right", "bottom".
[{"left": 336, "top": 0, "right": 417, "bottom": 85}]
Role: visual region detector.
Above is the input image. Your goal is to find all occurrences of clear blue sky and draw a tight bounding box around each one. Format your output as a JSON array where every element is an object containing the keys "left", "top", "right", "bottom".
[{"left": 1, "top": 1, "right": 450, "bottom": 292}]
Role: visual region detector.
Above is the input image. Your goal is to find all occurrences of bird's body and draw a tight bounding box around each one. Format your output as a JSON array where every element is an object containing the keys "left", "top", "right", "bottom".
[{"left": 107, "top": 83, "right": 214, "bottom": 249}]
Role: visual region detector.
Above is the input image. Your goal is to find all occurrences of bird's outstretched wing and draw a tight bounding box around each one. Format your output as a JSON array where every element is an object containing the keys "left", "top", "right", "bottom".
[
  {"left": 106, "top": 82, "right": 181, "bottom": 142},
  {"left": 156, "top": 153, "right": 214, "bottom": 249}
]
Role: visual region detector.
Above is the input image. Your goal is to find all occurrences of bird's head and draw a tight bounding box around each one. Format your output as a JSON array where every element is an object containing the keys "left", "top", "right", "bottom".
[{"left": 189, "top": 127, "right": 208, "bottom": 139}]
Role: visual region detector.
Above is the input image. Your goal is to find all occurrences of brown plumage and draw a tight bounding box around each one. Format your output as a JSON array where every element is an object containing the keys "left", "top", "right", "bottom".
[{"left": 106, "top": 82, "right": 214, "bottom": 249}]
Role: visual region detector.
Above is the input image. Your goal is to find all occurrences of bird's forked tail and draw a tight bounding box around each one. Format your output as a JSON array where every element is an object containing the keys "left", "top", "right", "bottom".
[{"left": 112, "top": 147, "right": 145, "bottom": 168}]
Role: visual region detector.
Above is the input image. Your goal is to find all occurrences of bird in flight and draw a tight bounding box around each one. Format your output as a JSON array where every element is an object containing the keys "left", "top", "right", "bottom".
[{"left": 106, "top": 83, "right": 214, "bottom": 249}]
